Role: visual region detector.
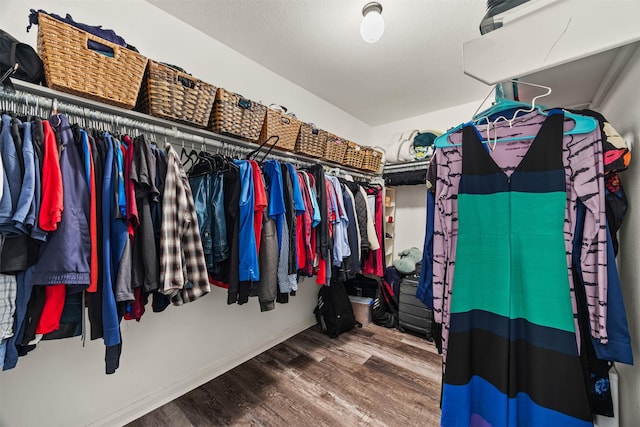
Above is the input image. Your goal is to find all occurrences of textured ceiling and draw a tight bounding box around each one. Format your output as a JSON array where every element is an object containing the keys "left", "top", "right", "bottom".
[{"left": 146, "top": 0, "right": 491, "bottom": 126}]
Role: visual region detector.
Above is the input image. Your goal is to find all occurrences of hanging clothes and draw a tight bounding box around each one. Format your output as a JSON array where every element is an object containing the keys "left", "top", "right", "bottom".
[
  {"left": 255, "top": 188, "right": 278, "bottom": 312},
  {"left": 361, "top": 185, "right": 383, "bottom": 277},
  {"left": 32, "top": 115, "right": 91, "bottom": 289},
  {"left": 159, "top": 144, "right": 210, "bottom": 305},
  {"left": 0, "top": 274, "right": 16, "bottom": 369},
  {"left": 295, "top": 171, "right": 314, "bottom": 277},
  {"left": 0, "top": 101, "right": 388, "bottom": 370},
  {"left": 249, "top": 160, "right": 267, "bottom": 255},
  {"left": 234, "top": 160, "right": 259, "bottom": 283}
]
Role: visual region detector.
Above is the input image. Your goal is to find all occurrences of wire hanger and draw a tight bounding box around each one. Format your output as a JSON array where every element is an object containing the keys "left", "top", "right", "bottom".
[{"left": 434, "top": 80, "right": 598, "bottom": 148}]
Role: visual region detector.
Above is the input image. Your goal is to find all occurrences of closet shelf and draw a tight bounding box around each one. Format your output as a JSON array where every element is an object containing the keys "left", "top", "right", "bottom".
[
  {"left": 3, "top": 80, "right": 381, "bottom": 181},
  {"left": 383, "top": 159, "right": 430, "bottom": 174},
  {"left": 463, "top": 0, "right": 640, "bottom": 110}
]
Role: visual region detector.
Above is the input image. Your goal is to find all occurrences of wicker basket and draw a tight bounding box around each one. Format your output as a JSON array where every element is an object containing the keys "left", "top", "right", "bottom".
[
  {"left": 258, "top": 107, "right": 302, "bottom": 152},
  {"left": 361, "top": 147, "right": 384, "bottom": 172},
  {"left": 324, "top": 134, "right": 348, "bottom": 164},
  {"left": 137, "top": 60, "right": 217, "bottom": 128},
  {"left": 36, "top": 13, "right": 147, "bottom": 109},
  {"left": 343, "top": 141, "right": 365, "bottom": 169},
  {"left": 209, "top": 88, "right": 267, "bottom": 142},
  {"left": 295, "top": 123, "right": 327, "bottom": 158}
]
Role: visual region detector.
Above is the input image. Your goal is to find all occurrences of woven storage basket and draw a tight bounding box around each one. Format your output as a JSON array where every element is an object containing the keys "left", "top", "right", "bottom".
[
  {"left": 137, "top": 60, "right": 217, "bottom": 128},
  {"left": 258, "top": 107, "right": 302, "bottom": 152},
  {"left": 36, "top": 13, "right": 147, "bottom": 109},
  {"left": 209, "top": 88, "right": 267, "bottom": 142},
  {"left": 324, "top": 134, "right": 348, "bottom": 164},
  {"left": 295, "top": 123, "right": 327, "bottom": 158},
  {"left": 361, "top": 147, "right": 384, "bottom": 172},
  {"left": 343, "top": 141, "right": 365, "bottom": 169}
]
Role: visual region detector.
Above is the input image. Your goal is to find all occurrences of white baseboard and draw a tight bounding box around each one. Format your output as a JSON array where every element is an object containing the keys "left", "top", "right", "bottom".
[{"left": 92, "top": 319, "right": 317, "bottom": 427}]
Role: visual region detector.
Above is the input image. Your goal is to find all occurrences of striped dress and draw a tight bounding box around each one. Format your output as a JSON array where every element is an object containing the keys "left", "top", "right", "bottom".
[{"left": 437, "top": 111, "right": 603, "bottom": 426}]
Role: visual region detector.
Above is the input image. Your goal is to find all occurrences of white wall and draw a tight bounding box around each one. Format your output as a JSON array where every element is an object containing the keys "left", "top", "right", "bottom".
[
  {"left": 600, "top": 45, "right": 640, "bottom": 426},
  {"left": 372, "top": 101, "right": 482, "bottom": 259},
  {"left": 371, "top": 99, "right": 483, "bottom": 150},
  {"left": 0, "top": 1, "right": 371, "bottom": 426}
]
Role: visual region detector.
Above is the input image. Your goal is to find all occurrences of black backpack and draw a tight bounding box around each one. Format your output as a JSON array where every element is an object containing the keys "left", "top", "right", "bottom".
[
  {"left": 372, "top": 279, "right": 398, "bottom": 328},
  {"left": 314, "top": 281, "right": 360, "bottom": 338},
  {"left": 0, "top": 29, "right": 44, "bottom": 87}
]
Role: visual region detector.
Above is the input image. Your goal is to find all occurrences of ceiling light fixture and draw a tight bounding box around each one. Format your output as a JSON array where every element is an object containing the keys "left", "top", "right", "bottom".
[{"left": 360, "top": 2, "right": 384, "bottom": 43}]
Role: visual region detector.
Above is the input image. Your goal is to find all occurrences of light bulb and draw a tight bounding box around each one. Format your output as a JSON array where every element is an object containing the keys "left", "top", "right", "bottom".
[{"left": 360, "top": 3, "right": 384, "bottom": 43}]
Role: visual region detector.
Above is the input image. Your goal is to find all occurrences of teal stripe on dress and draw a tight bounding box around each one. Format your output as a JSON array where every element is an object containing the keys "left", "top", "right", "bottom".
[{"left": 453, "top": 191, "right": 574, "bottom": 333}]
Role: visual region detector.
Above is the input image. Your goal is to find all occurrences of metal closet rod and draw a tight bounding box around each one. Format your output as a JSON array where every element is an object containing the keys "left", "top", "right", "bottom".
[{"left": 1, "top": 80, "right": 380, "bottom": 181}]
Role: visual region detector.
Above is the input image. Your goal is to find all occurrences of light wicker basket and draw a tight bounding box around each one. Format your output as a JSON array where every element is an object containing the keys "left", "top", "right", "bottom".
[
  {"left": 137, "top": 60, "right": 217, "bottom": 128},
  {"left": 258, "top": 107, "right": 302, "bottom": 152},
  {"left": 343, "top": 141, "right": 365, "bottom": 169},
  {"left": 295, "top": 123, "right": 328, "bottom": 159},
  {"left": 36, "top": 13, "right": 147, "bottom": 109},
  {"left": 361, "top": 146, "right": 384, "bottom": 172},
  {"left": 209, "top": 88, "right": 267, "bottom": 142},
  {"left": 324, "top": 134, "right": 348, "bottom": 164}
]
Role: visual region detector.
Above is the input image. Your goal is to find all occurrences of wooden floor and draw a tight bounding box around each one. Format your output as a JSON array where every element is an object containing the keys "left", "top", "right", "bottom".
[{"left": 126, "top": 323, "right": 442, "bottom": 427}]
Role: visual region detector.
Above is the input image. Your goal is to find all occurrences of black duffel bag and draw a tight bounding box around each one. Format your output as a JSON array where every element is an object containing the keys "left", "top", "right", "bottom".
[
  {"left": 344, "top": 273, "right": 379, "bottom": 298},
  {"left": 0, "top": 29, "right": 44, "bottom": 87}
]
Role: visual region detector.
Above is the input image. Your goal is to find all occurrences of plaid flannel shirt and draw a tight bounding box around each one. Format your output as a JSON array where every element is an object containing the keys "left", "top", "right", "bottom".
[
  {"left": 0, "top": 273, "right": 17, "bottom": 340},
  {"left": 160, "top": 144, "right": 210, "bottom": 305}
]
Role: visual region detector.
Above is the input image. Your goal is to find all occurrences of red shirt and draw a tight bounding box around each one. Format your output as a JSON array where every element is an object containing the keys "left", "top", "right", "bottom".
[
  {"left": 123, "top": 135, "right": 139, "bottom": 235},
  {"left": 35, "top": 284, "right": 66, "bottom": 335},
  {"left": 38, "top": 121, "right": 63, "bottom": 231},
  {"left": 249, "top": 160, "right": 267, "bottom": 254}
]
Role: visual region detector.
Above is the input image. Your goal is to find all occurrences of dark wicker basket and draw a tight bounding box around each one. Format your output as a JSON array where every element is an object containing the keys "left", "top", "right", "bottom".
[
  {"left": 295, "top": 123, "right": 328, "bottom": 158},
  {"left": 209, "top": 88, "right": 267, "bottom": 141},
  {"left": 36, "top": 12, "right": 147, "bottom": 109},
  {"left": 324, "top": 134, "right": 348, "bottom": 164},
  {"left": 258, "top": 107, "right": 302, "bottom": 152},
  {"left": 137, "top": 60, "right": 217, "bottom": 127},
  {"left": 361, "top": 146, "right": 384, "bottom": 172},
  {"left": 343, "top": 141, "right": 365, "bottom": 169}
]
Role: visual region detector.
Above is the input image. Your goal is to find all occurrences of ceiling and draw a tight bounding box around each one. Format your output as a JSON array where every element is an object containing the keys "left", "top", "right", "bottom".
[{"left": 147, "top": 0, "right": 492, "bottom": 126}]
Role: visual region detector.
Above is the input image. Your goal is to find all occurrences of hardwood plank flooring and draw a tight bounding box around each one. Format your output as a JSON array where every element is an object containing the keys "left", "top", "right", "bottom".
[{"left": 126, "top": 324, "right": 442, "bottom": 427}]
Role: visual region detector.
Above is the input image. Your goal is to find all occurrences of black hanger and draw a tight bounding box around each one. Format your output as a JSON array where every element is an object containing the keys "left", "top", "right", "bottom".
[
  {"left": 246, "top": 135, "right": 280, "bottom": 163},
  {"left": 188, "top": 149, "right": 219, "bottom": 177},
  {"left": 180, "top": 145, "right": 198, "bottom": 172}
]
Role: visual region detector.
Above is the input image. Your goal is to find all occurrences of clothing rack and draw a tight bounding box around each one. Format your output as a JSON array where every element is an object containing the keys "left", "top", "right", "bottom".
[{"left": 0, "top": 80, "right": 380, "bottom": 182}]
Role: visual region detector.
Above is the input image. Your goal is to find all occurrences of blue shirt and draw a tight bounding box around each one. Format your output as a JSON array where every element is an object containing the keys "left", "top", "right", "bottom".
[
  {"left": 234, "top": 160, "right": 259, "bottom": 282},
  {"left": 80, "top": 130, "right": 91, "bottom": 186},
  {"left": 416, "top": 189, "right": 435, "bottom": 309},
  {"left": 114, "top": 138, "right": 127, "bottom": 218},
  {"left": 286, "top": 163, "right": 305, "bottom": 215},
  {"left": 263, "top": 160, "right": 286, "bottom": 249},
  {"left": 101, "top": 133, "right": 121, "bottom": 347},
  {"left": 306, "top": 174, "right": 321, "bottom": 227}
]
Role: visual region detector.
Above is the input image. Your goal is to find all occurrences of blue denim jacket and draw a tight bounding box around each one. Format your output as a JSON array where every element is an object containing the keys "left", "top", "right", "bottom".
[
  {"left": 0, "top": 115, "right": 22, "bottom": 237},
  {"left": 189, "top": 174, "right": 213, "bottom": 269},
  {"left": 210, "top": 172, "right": 228, "bottom": 264},
  {"left": 13, "top": 120, "right": 36, "bottom": 234},
  {"left": 189, "top": 171, "right": 228, "bottom": 273}
]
